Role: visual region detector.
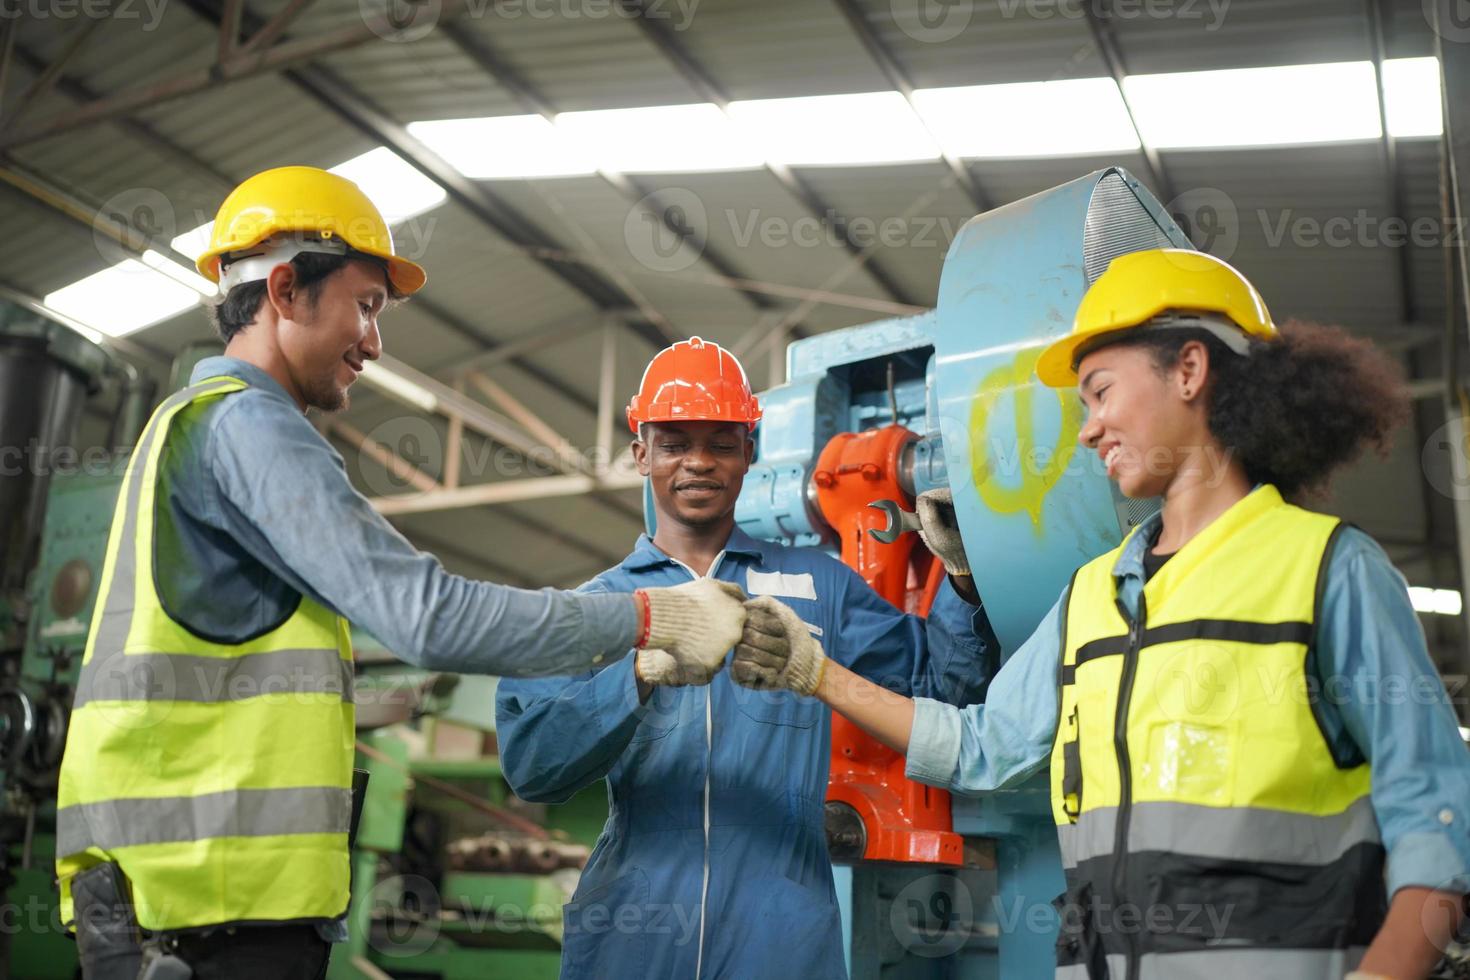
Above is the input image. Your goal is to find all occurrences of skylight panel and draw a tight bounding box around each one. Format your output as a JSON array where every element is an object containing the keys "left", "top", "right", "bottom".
[
  {"left": 726, "top": 92, "right": 941, "bottom": 166},
  {"left": 912, "top": 78, "right": 1140, "bottom": 157},
  {"left": 408, "top": 115, "right": 598, "bottom": 179},
  {"left": 1124, "top": 61, "right": 1382, "bottom": 149}
]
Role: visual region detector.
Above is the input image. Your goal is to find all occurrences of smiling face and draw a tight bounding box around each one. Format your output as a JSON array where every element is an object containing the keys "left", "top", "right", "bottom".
[
  {"left": 275, "top": 257, "right": 389, "bottom": 412},
  {"left": 633, "top": 421, "right": 754, "bottom": 532},
  {"left": 1076, "top": 339, "right": 1213, "bottom": 499}
]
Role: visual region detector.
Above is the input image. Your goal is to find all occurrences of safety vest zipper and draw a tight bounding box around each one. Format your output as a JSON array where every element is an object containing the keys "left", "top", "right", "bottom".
[{"left": 1111, "top": 592, "right": 1145, "bottom": 980}]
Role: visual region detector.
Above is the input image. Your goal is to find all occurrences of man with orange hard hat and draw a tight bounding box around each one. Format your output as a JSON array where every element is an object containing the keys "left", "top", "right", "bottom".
[
  {"left": 496, "top": 337, "right": 999, "bottom": 979},
  {"left": 55, "top": 169, "right": 745, "bottom": 979}
]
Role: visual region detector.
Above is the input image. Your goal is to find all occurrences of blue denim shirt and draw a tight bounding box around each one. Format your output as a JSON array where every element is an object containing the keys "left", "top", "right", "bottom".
[
  {"left": 906, "top": 492, "right": 1470, "bottom": 901},
  {"left": 496, "top": 528, "right": 998, "bottom": 979},
  {"left": 163, "top": 357, "right": 638, "bottom": 672},
  {"left": 161, "top": 357, "right": 640, "bottom": 940}
]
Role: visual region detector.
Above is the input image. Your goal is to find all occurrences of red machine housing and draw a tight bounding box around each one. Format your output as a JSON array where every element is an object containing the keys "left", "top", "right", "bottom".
[{"left": 812, "top": 425, "right": 963, "bottom": 867}]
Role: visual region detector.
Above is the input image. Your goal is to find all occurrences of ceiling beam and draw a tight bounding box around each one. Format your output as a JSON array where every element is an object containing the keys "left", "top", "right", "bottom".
[
  {"left": 439, "top": 20, "right": 806, "bottom": 333},
  {"left": 6, "top": 40, "right": 237, "bottom": 187},
  {"left": 0, "top": 2, "right": 460, "bottom": 149},
  {"left": 1081, "top": 1, "right": 1174, "bottom": 204},
  {"left": 2, "top": 42, "right": 610, "bottom": 425},
  {"left": 3, "top": 14, "right": 101, "bottom": 129},
  {"left": 827, "top": 0, "right": 991, "bottom": 214},
  {"left": 1366, "top": 0, "right": 1416, "bottom": 324},
  {"left": 621, "top": 0, "right": 924, "bottom": 308}
]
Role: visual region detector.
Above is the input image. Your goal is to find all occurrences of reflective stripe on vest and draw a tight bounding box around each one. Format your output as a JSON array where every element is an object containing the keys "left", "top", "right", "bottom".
[
  {"left": 1056, "top": 947, "right": 1365, "bottom": 980},
  {"left": 1047, "top": 486, "right": 1384, "bottom": 976},
  {"left": 55, "top": 377, "right": 356, "bottom": 932}
]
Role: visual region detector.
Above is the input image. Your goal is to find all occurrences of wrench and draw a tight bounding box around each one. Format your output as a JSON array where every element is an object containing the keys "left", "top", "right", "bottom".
[{"left": 867, "top": 499, "right": 921, "bottom": 544}]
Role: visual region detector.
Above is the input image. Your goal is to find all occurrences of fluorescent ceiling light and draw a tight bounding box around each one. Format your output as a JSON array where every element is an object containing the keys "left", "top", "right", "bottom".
[
  {"left": 1382, "top": 57, "right": 1442, "bottom": 138},
  {"left": 1461, "top": 727, "right": 1470, "bottom": 742},
  {"left": 727, "top": 92, "right": 940, "bottom": 166},
  {"left": 555, "top": 103, "right": 764, "bottom": 173},
  {"left": 330, "top": 147, "right": 446, "bottom": 225},
  {"left": 142, "top": 249, "right": 216, "bottom": 297},
  {"left": 45, "top": 259, "right": 200, "bottom": 337},
  {"left": 912, "top": 78, "right": 1140, "bottom": 158},
  {"left": 360, "top": 360, "right": 439, "bottom": 413},
  {"left": 170, "top": 222, "right": 214, "bottom": 263},
  {"left": 1408, "top": 586, "right": 1463, "bottom": 616},
  {"left": 1125, "top": 61, "right": 1382, "bottom": 149},
  {"left": 408, "top": 115, "right": 597, "bottom": 179}
]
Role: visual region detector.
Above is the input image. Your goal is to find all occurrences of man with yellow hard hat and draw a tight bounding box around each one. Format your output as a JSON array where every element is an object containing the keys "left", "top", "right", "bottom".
[{"left": 54, "top": 166, "right": 746, "bottom": 979}]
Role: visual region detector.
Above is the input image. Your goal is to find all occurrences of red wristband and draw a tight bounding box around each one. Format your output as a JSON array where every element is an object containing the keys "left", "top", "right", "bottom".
[{"left": 634, "top": 590, "right": 653, "bottom": 648}]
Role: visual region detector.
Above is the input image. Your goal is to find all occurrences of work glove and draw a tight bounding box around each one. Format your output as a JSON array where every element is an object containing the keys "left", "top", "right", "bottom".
[
  {"left": 635, "top": 579, "right": 747, "bottom": 686},
  {"left": 732, "top": 596, "right": 827, "bottom": 696},
  {"left": 915, "top": 488, "right": 970, "bottom": 577}
]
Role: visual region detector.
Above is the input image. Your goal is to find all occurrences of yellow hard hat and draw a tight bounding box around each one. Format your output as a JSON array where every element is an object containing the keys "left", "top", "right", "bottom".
[
  {"left": 1035, "top": 248, "right": 1275, "bottom": 387},
  {"left": 196, "top": 165, "right": 427, "bottom": 296}
]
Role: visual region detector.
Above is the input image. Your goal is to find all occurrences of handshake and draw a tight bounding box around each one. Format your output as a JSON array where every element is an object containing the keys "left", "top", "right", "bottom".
[{"left": 635, "top": 579, "right": 826, "bottom": 696}]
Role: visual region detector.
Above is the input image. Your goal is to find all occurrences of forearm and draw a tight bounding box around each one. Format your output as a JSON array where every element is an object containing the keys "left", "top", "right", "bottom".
[
  {"left": 496, "top": 659, "right": 646, "bottom": 803},
  {"left": 816, "top": 659, "right": 916, "bottom": 754},
  {"left": 1357, "top": 886, "right": 1463, "bottom": 978}
]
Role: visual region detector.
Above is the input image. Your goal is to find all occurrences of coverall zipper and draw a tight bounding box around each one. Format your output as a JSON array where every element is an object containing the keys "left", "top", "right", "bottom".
[{"left": 665, "top": 551, "right": 727, "bottom": 980}]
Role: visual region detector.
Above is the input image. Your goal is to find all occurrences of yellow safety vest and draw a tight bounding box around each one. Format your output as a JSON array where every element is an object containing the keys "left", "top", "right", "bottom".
[
  {"left": 56, "top": 376, "right": 355, "bottom": 932},
  {"left": 1048, "top": 485, "right": 1385, "bottom": 979}
]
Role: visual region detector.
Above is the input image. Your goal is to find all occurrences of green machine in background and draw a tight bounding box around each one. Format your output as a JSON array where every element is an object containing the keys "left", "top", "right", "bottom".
[
  {"left": 337, "top": 658, "right": 609, "bottom": 980},
  {"left": 0, "top": 303, "right": 130, "bottom": 979},
  {"left": 8, "top": 472, "right": 124, "bottom": 979},
  {"left": 0, "top": 307, "right": 605, "bottom": 978}
]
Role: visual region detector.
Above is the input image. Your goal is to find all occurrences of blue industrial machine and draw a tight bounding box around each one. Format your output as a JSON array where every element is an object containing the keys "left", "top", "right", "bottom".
[{"left": 737, "top": 168, "right": 1192, "bottom": 978}]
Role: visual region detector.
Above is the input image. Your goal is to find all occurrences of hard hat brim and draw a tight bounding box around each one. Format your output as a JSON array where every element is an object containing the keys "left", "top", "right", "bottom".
[
  {"left": 198, "top": 246, "right": 427, "bottom": 297},
  {"left": 1035, "top": 326, "right": 1126, "bottom": 388},
  {"left": 384, "top": 254, "right": 427, "bottom": 296}
]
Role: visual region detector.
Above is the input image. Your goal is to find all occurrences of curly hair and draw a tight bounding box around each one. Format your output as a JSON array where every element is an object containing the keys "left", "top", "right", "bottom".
[{"left": 1121, "top": 321, "right": 1410, "bottom": 500}]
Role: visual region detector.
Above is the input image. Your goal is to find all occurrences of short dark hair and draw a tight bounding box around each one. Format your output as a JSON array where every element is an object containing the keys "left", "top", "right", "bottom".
[
  {"left": 209, "top": 251, "right": 396, "bottom": 343},
  {"left": 1120, "top": 321, "right": 1409, "bottom": 500}
]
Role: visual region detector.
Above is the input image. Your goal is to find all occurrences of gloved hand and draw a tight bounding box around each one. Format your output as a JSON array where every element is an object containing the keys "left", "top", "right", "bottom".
[
  {"left": 732, "top": 596, "right": 827, "bottom": 696},
  {"left": 635, "top": 579, "right": 747, "bottom": 686},
  {"left": 915, "top": 488, "right": 970, "bottom": 577}
]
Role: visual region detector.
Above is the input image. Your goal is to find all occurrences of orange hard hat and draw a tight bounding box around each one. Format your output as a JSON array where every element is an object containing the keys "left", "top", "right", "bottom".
[{"left": 627, "top": 336, "right": 762, "bottom": 434}]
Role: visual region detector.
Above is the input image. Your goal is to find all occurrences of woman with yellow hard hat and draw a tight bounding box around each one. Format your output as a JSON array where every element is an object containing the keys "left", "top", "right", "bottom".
[{"left": 730, "top": 248, "right": 1470, "bottom": 979}]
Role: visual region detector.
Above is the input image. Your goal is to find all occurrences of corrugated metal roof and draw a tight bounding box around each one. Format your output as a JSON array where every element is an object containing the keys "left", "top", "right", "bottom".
[{"left": 0, "top": 0, "right": 1460, "bottom": 602}]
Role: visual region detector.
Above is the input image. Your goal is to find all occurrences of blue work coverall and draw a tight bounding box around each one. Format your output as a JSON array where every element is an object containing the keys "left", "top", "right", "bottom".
[{"left": 496, "top": 527, "right": 998, "bottom": 979}]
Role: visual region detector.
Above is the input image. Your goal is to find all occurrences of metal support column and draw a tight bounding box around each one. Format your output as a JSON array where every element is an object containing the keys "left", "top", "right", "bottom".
[{"left": 1434, "top": 0, "right": 1470, "bottom": 691}]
